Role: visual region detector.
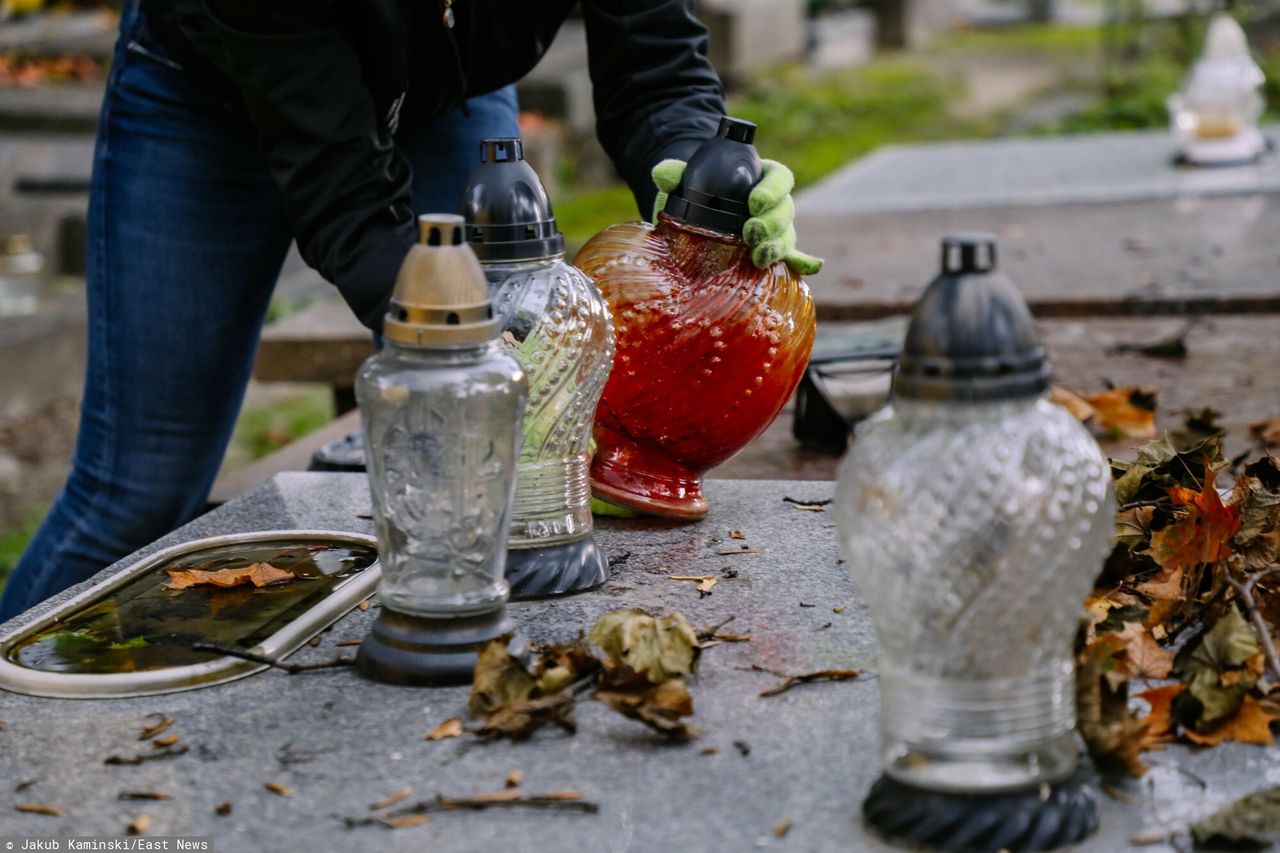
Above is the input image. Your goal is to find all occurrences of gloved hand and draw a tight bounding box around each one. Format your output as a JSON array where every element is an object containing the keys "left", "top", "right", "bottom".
[{"left": 651, "top": 158, "right": 824, "bottom": 275}]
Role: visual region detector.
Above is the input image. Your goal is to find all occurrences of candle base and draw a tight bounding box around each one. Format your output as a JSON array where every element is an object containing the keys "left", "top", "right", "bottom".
[
  {"left": 356, "top": 607, "right": 517, "bottom": 686},
  {"left": 862, "top": 770, "right": 1099, "bottom": 852},
  {"left": 506, "top": 536, "right": 609, "bottom": 599}
]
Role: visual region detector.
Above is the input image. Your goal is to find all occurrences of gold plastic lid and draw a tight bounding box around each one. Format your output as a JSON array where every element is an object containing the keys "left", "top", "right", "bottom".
[{"left": 383, "top": 214, "right": 502, "bottom": 347}]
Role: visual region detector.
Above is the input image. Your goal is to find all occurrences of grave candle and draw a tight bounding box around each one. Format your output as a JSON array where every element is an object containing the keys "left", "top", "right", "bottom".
[
  {"left": 355, "top": 214, "right": 526, "bottom": 685},
  {"left": 835, "top": 236, "right": 1114, "bottom": 850},
  {"left": 1168, "top": 13, "right": 1266, "bottom": 166}
]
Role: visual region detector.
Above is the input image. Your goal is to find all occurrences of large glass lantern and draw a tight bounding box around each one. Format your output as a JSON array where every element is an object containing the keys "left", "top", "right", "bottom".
[
  {"left": 576, "top": 117, "right": 816, "bottom": 520},
  {"left": 835, "top": 236, "right": 1113, "bottom": 850},
  {"left": 355, "top": 214, "right": 527, "bottom": 685},
  {"left": 1168, "top": 13, "right": 1267, "bottom": 166},
  {"left": 461, "top": 139, "right": 616, "bottom": 597}
]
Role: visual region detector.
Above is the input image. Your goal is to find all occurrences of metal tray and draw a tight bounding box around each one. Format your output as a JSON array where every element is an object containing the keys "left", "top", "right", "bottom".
[{"left": 0, "top": 530, "right": 380, "bottom": 699}]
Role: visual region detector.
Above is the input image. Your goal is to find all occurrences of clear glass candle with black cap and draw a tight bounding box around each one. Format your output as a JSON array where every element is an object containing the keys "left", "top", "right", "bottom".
[
  {"left": 354, "top": 214, "right": 526, "bottom": 685},
  {"left": 835, "top": 236, "right": 1113, "bottom": 850},
  {"left": 461, "top": 138, "right": 615, "bottom": 597},
  {"left": 575, "top": 117, "right": 816, "bottom": 520}
]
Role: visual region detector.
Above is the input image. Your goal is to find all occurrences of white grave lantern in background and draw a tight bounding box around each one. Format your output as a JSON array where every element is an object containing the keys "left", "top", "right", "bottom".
[{"left": 1169, "top": 13, "right": 1267, "bottom": 166}]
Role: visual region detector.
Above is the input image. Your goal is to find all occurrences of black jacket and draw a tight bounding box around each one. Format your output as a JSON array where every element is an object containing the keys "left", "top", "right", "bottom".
[{"left": 142, "top": 0, "right": 726, "bottom": 330}]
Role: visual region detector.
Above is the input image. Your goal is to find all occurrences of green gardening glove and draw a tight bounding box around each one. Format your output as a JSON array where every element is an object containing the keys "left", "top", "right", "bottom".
[{"left": 651, "top": 158, "right": 824, "bottom": 275}]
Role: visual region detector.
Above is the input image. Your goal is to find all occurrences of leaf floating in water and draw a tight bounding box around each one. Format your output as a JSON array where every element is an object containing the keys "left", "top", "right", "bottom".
[
  {"left": 108, "top": 636, "right": 150, "bottom": 650},
  {"left": 163, "top": 562, "right": 295, "bottom": 591}
]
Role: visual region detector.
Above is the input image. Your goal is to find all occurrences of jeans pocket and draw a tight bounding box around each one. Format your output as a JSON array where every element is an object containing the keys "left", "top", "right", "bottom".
[{"left": 125, "top": 39, "right": 185, "bottom": 73}]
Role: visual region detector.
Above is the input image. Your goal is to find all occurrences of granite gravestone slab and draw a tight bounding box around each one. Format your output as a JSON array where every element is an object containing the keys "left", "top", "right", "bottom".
[{"left": 0, "top": 473, "right": 1269, "bottom": 851}]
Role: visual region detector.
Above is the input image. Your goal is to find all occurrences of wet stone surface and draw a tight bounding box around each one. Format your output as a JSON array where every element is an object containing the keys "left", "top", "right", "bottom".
[{"left": 0, "top": 473, "right": 1272, "bottom": 851}]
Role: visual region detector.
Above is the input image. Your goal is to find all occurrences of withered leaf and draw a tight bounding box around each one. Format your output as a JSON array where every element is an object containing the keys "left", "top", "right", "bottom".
[
  {"left": 153, "top": 732, "right": 180, "bottom": 748},
  {"left": 1250, "top": 418, "right": 1280, "bottom": 447},
  {"left": 1176, "top": 606, "right": 1261, "bottom": 680},
  {"left": 1182, "top": 695, "right": 1280, "bottom": 747},
  {"left": 1136, "top": 684, "right": 1183, "bottom": 749},
  {"left": 369, "top": 788, "right": 412, "bottom": 810},
  {"left": 1113, "top": 622, "right": 1174, "bottom": 679},
  {"left": 1112, "top": 433, "right": 1226, "bottom": 506},
  {"left": 1051, "top": 385, "right": 1096, "bottom": 422},
  {"left": 126, "top": 815, "right": 151, "bottom": 835},
  {"left": 138, "top": 717, "right": 173, "bottom": 740},
  {"left": 264, "top": 782, "right": 294, "bottom": 798},
  {"left": 1191, "top": 785, "right": 1280, "bottom": 845},
  {"left": 669, "top": 575, "right": 717, "bottom": 596},
  {"left": 1233, "top": 459, "right": 1280, "bottom": 569},
  {"left": 728, "top": 530, "right": 746, "bottom": 540},
  {"left": 15, "top": 803, "right": 61, "bottom": 816},
  {"left": 380, "top": 813, "right": 429, "bottom": 829},
  {"left": 1114, "top": 505, "right": 1156, "bottom": 550},
  {"left": 588, "top": 609, "right": 699, "bottom": 684},
  {"left": 424, "top": 718, "right": 462, "bottom": 742},
  {"left": 472, "top": 691, "right": 577, "bottom": 741},
  {"left": 1134, "top": 565, "right": 1183, "bottom": 602},
  {"left": 533, "top": 640, "right": 599, "bottom": 695},
  {"left": 469, "top": 635, "right": 537, "bottom": 718},
  {"left": 1083, "top": 387, "right": 1157, "bottom": 439},
  {"left": 164, "top": 562, "right": 294, "bottom": 591},
  {"left": 1145, "top": 459, "right": 1240, "bottom": 572},
  {"left": 592, "top": 677, "right": 698, "bottom": 740},
  {"left": 774, "top": 819, "right": 793, "bottom": 839},
  {"left": 1076, "top": 634, "right": 1148, "bottom": 777}
]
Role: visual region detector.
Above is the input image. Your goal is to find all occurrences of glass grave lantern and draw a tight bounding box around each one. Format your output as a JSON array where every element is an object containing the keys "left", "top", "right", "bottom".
[
  {"left": 1168, "top": 13, "right": 1267, "bottom": 166},
  {"left": 835, "top": 236, "right": 1114, "bottom": 851},
  {"left": 576, "top": 117, "right": 816, "bottom": 519},
  {"left": 461, "top": 139, "right": 616, "bottom": 597},
  {"left": 355, "top": 214, "right": 527, "bottom": 685}
]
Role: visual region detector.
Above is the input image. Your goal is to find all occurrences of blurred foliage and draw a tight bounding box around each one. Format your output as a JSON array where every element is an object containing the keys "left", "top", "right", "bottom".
[
  {"left": 226, "top": 389, "right": 334, "bottom": 465},
  {"left": 0, "top": 508, "right": 45, "bottom": 595}
]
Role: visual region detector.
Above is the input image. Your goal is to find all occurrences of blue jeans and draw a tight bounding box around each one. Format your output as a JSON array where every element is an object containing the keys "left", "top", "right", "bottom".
[{"left": 0, "top": 3, "right": 520, "bottom": 621}]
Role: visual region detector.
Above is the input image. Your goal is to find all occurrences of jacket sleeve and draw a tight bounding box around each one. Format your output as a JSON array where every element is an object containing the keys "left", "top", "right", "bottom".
[
  {"left": 180, "top": 0, "right": 415, "bottom": 331},
  {"left": 582, "top": 0, "right": 727, "bottom": 218}
]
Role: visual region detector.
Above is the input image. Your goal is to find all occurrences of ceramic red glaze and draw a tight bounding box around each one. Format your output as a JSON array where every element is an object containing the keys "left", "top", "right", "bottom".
[{"left": 575, "top": 214, "right": 816, "bottom": 519}]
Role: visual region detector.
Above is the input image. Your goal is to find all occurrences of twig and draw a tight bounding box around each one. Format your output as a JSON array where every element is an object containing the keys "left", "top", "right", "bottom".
[
  {"left": 104, "top": 747, "right": 189, "bottom": 766},
  {"left": 759, "top": 669, "right": 860, "bottom": 698},
  {"left": 1118, "top": 498, "right": 1171, "bottom": 512},
  {"left": 191, "top": 642, "right": 353, "bottom": 674},
  {"left": 341, "top": 792, "right": 599, "bottom": 827},
  {"left": 1228, "top": 564, "right": 1280, "bottom": 683},
  {"left": 782, "top": 497, "right": 831, "bottom": 507}
]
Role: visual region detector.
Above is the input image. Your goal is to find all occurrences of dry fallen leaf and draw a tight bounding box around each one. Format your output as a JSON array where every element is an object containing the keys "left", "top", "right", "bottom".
[
  {"left": 1146, "top": 459, "right": 1241, "bottom": 572},
  {"left": 1137, "top": 684, "right": 1185, "bottom": 748},
  {"left": 369, "top": 788, "right": 412, "bottom": 810},
  {"left": 358, "top": 600, "right": 371, "bottom": 612},
  {"left": 1051, "top": 385, "right": 1097, "bottom": 422},
  {"left": 214, "top": 802, "right": 232, "bottom": 816},
  {"left": 593, "top": 678, "right": 698, "bottom": 740},
  {"left": 589, "top": 609, "right": 699, "bottom": 684},
  {"left": 728, "top": 530, "right": 746, "bottom": 540},
  {"left": 164, "top": 562, "right": 294, "bottom": 591},
  {"left": 700, "top": 746, "right": 718, "bottom": 756},
  {"left": 153, "top": 733, "right": 180, "bottom": 748},
  {"left": 138, "top": 717, "right": 173, "bottom": 740},
  {"left": 1250, "top": 417, "right": 1280, "bottom": 447},
  {"left": 1114, "top": 622, "right": 1174, "bottom": 679},
  {"left": 264, "top": 782, "right": 294, "bottom": 798},
  {"left": 505, "top": 770, "right": 522, "bottom": 789},
  {"left": 669, "top": 575, "right": 717, "bottom": 595},
  {"left": 1082, "top": 387, "right": 1158, "bottom": 439},
  {"left": 380, "top": 813, "right": 429, "bottom": 829},
  {"left": 774, "top": 819, "right": 793, "bottom": 839},
  {"left": 425, "top": 717, "right": 462, "bottom": 742},
  {"left": 1183, "top": 696, "right": 1280, "bottom": 747},
  {"left": 126, "top": 815, "right": 151, "bottom": 835},
  {"left": 15, "top": 803, "right": 61, "bottom": 816}
]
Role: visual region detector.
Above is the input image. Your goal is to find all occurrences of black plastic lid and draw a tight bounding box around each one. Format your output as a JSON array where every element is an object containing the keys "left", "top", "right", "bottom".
[
  {"left": 892, "top": 235, "right": 1050, "bottom": 402},
  {"left": 663, "top": 116, "right": 763, "bottom": 236},
  {"left": 460, "top": 138, "right": 565, "bottom": 262}
]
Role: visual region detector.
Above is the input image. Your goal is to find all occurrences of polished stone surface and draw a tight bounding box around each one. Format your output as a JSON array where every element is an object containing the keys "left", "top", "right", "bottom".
[{"left": 0, "top": 474, "right": 1270, "bottom": 851}]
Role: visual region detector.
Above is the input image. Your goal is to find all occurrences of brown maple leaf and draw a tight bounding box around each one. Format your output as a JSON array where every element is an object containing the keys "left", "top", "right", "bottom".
[
  {"left": 1114, "top": 622, "right": 1174, "bottom": 679},
  {"left": 1137, "top": 684, "right": 1185, "bottom": 748},
  {"left": 1146, "top": 459, "right": 1241, "bottom": 572},
  {"left": 1182, "top": 696, "right": 1280, "bottom": 747},
  {"left": 1249, "top": 417, "right": 1280, "bottom": 447},
  {"left": 1083, "top": 387, "right": 1158, "bottom": 439},
  {"left": 164, "top": 562, "right": 295, "bottom": 591}
]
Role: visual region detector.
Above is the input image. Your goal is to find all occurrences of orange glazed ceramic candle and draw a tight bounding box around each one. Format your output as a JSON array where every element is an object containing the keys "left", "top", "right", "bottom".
[{"left": 575, "top": 118, "right": 816, "bottom": 519}]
